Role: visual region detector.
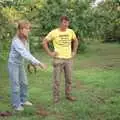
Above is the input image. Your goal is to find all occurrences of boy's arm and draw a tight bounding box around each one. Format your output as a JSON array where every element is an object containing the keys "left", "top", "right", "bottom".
[
  {"left": 72, "top": 38, "right": 79, "bottom": 57},
  {"left": 42, "top": 39, "right": 57, "bottom": 58}
]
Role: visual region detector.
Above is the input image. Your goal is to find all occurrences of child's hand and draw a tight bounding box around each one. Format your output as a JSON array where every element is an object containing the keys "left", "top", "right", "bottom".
[{"left": 38, "top": 63, "right": 47, "bottom": 69}]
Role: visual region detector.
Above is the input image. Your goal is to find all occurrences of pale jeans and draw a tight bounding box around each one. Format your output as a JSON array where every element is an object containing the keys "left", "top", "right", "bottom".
[{"left": 8, "top": 62, "right": 28, "bottom": 108}]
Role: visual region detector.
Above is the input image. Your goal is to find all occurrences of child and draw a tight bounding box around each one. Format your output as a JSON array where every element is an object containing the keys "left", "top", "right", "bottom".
[{"left": 8, "top": 20, "right": 46, "bottom": 111}]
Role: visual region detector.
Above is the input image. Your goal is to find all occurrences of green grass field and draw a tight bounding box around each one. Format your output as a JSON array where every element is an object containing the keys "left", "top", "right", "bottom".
[{"left": 0, "top": 43, "right": 120, "bottom": 120}]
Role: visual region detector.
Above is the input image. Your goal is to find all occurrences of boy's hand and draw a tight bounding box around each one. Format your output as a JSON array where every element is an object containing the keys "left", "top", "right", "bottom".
[
  {"left": 71, "top": 52, "right": 76, "bottom": 58},
  {"left": 49, "top": 51, "right": 58, "bottom": 58}
]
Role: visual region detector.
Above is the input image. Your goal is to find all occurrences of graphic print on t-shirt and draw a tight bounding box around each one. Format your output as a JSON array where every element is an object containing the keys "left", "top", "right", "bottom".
[{"left": 57, "top": 34, "right": 71, "bottom": 47}]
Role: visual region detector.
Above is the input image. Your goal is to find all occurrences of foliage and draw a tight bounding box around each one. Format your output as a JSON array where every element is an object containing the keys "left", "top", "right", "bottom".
[
  {"left": 27, "top": 0, "right": 91, "bottom": 52},
  {"left": 90, "top": 0, "right": 120, "bottom": 42}
]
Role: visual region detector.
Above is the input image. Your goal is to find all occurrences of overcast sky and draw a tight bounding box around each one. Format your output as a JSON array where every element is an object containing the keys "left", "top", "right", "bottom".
[{"left": 92, "top": 0, "right": 105, "bottom": 7}]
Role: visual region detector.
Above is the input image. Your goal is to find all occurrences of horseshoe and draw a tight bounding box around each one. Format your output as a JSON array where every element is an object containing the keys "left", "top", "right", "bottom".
[{"left": 27, "top": 63, "right": 37, "bottom": 73}]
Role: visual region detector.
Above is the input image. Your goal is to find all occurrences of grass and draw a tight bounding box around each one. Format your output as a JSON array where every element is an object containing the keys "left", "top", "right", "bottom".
[{"left": 0, "top": 43, "right": 120, "bottom": 120}]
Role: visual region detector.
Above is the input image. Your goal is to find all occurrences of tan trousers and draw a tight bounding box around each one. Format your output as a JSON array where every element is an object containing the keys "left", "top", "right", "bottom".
[{"left": 53, "top": 58, "right": 73, "bottom": 101}]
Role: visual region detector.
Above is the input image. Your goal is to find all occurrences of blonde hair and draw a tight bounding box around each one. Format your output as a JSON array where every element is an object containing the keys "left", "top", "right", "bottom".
[
  {"left": 17, "top": 20, "right": 31, "bottom": 40},
  {"left": 17, "top": 20, "right": 31, "bottom": 30}
]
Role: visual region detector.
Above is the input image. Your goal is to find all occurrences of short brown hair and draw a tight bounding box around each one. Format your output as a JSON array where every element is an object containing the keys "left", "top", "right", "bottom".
[
  {"left": 17, "top": 20, "right": 31, "bottom": 30},
  {"left": 60, "top": 16, "right": 69, "bottom": 22}
]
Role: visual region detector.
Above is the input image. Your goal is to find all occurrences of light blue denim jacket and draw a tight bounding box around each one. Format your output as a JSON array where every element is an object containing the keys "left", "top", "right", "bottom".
[{"left": 8, "top": 35, "right": 41, "bottom": 65}]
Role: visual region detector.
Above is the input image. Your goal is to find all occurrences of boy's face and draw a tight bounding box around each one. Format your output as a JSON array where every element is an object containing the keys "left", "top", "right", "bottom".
[{"left": 60, "top": 19, "right": 69, "bottom": 29}]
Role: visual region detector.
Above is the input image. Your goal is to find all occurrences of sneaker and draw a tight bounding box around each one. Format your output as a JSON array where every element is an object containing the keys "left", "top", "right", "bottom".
[
  {"left": 66, "top": 96, "right": 77, "bottom": 101},
  {"left": 23, "top": 101, "right": 32, "bottom": 106},
  {"left": 14, "top": 106, "right": 24, "bottom": 111}
]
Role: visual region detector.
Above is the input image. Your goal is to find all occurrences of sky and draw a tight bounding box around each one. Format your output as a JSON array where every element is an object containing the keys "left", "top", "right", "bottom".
[{"left": 92, "top": 0, "right": 105, "bottom": 8}]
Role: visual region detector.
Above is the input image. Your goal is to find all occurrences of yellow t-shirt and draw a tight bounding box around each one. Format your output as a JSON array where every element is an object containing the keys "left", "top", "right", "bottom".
[{"left": 45, "top": 28, "right": 77, "bottom": 59}]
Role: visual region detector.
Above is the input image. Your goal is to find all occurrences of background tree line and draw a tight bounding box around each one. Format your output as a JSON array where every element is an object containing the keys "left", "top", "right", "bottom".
[{"left": 0, "top": 0, "right": 119, "bottom": 60}]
